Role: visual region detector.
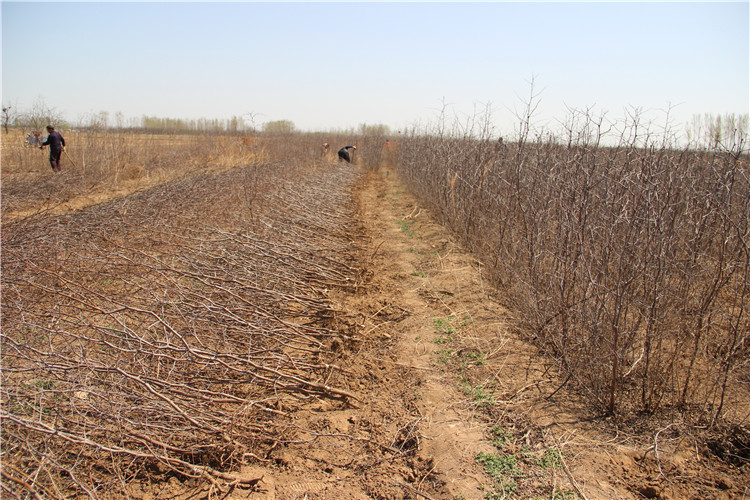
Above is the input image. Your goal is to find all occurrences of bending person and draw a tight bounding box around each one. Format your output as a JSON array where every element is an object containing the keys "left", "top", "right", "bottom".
[{"left": 337, "top": 145, "right": 356, "bottom": 163}]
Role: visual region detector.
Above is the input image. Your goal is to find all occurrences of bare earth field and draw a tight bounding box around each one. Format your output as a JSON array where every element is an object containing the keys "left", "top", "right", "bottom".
[{"left": 1, "top": 143, "right": 748, "bottom": 499}]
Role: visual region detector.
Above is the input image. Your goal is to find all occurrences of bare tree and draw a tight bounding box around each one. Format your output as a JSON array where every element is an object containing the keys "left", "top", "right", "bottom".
[{"left": 2, "top": 105, "right": 14, "bottom": 133}]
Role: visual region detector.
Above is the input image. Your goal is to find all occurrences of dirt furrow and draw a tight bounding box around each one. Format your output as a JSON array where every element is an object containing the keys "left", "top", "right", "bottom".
[{"left": 355, "top": 167, "right": 501, "bottom": 498}]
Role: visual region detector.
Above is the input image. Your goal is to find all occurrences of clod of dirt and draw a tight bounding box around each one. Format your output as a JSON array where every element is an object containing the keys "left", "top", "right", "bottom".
[
  {"left": 705, "top": 425, "right": 750, "bottom": 467},
  {"left": 637, "top": 484, "right": 660, "bottom": 498},
  {"left": 715, "top": 476, "right": 734, "bottom": 491}
]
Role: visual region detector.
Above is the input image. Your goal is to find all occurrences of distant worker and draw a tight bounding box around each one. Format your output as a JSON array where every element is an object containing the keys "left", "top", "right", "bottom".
[
  {"left": 495, "top": 136, "right": 506, "bottom": 154},
  {"left": 385, "top": 139, "right": 391, "bottom": 147},
  {"left": 337, "top": 145, "right": 356, "bottom": 163},
  {"left": 25, "top": 130, "right": 43, "bottom": 148},
  {"left": 40, "top": 125, "right": 66, "bottom": 172},
  {"left": 322, "top": 142, "right": 330, "bottom": 155}
]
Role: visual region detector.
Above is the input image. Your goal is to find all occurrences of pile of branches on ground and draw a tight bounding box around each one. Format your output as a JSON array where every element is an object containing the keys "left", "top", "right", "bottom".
[{"left": 1, "top": 159, "right": 361, "bottom": 497}]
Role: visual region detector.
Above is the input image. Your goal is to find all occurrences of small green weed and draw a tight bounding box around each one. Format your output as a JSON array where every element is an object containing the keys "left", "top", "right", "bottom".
[
  {"left": 536, "top": 448, "right": 563, "bottom": 470},
  {"left": 476, "top": 451, "right": 519, "bottom": 479},
  {"left": 411, "top": 270, "right": 427, "bottom": 278},
  {"left": 396, "top": 220, "right": 416, "bottom": 238},
  {"left": 463, "top": 351, "right": 486, "bottom": 366},
  {"left": 433, "top": 316, "right": 457, "bottom": 334},
  {"left": 460, "top": 314, "right": 474, "bottom": 326},
  {"left": 490, "top": 425, "right": 512, "bottom": 448},
  {"left": 460, "top": 381, "right": 495, "bottom": 407},
  {"left": 432, "top": 316, "right": 459, "bottom": 345},
  {"left": 532, "top": 490, "right": 577, "bottom": 500},
  {"left": 477, "top": 451, "right": 521, "bottom": 499},
  {"left": 485, "top": 482, "right": 518, "bottom": 499},
  {"left": 436, "top": 348, "right": 453, "bottom": 364},
  {"left": 433, "top": 335, "right": 454, "bottom": 344}
]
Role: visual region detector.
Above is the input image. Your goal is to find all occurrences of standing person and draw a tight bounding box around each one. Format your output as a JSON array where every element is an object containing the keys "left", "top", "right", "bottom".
[
  {"left": 40, "top": 125, "right": 66, "bottom": 172},
  {"left": 337, "top": 145, "right": 356, "bottom": 163}
]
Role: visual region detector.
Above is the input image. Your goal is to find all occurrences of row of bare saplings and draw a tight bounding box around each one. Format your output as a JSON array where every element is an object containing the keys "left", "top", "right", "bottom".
[
  {"left": 1, "top": 158, "right": 362, "bottom": 497},
  {"left": 396, "top": 126, "right": 749, "bottom": 423}
]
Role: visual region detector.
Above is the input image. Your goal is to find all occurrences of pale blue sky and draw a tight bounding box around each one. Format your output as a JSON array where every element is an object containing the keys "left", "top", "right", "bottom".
[{"left": 2, "top": 1, "right": 748, "bottom": 136}]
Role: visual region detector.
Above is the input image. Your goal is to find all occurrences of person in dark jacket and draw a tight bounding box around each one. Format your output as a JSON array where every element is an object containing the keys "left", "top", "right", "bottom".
[
  {"left": 337, "top": 145, "right": 356, "bottom": 163},
  {"left": 41, "top": 125, "right": 66, "bottom": 172}
]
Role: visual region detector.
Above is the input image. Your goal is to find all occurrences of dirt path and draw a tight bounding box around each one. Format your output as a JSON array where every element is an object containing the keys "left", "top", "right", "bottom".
[
  {"left": 345, "top": 165, "right": 621, "bottom": 500},
  {"left": 353, "top": 166, "right": 504, "bottom": 498}
]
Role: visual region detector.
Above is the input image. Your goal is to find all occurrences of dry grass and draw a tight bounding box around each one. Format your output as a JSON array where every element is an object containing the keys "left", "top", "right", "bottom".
[{"left": 1, "top": 129, "right": 269, "bottom": 222}]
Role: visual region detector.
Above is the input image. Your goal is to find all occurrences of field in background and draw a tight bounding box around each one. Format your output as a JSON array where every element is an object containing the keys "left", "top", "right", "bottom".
[{"left": 1, "top": 128, "right": 378, "bottom": 222}]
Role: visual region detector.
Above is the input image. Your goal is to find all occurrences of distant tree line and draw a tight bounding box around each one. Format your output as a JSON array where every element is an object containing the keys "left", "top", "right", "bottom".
[
  {"left": 262, "top": 120, "right": 296, "bottom": 135},
  {"left": 2, "top": 98, "right": 400, "bottom": 138},
  {"left": 138, "top": 115, "right": 249, "bottom": 134},
  {"left": 685, "top": 113, "right": 748, "bottom": 151},
  {"left": 10, "top": 98, "right": 742, "bottom": 148}
]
